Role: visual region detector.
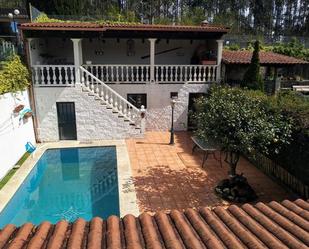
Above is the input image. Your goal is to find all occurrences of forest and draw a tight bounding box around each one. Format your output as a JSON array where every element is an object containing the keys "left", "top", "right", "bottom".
[{"left": 2, "top": 0, "right": 309, "bottom": 36}]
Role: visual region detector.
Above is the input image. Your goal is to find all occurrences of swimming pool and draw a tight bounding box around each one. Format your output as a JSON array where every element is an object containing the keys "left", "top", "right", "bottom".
[{"left": 0, "top": 146, "right": 119, "bottom": 228}]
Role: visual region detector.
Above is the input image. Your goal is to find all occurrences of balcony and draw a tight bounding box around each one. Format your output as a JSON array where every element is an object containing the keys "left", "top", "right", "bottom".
[{"left": 31, "top": 64, "right": 218, "bottom": 86}]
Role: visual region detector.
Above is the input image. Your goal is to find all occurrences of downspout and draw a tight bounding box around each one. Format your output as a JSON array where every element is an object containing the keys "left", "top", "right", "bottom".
[{"left": 22, "top": 32, "right": 40, "bottom": 143}]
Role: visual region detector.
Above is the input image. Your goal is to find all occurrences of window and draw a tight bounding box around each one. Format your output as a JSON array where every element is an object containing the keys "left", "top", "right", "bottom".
[
  {"left": 127, "top": 94, "right": 147, "bottom": 108},
  {"left": 170, "top": 92, "right": 178, "bottom": 99}
]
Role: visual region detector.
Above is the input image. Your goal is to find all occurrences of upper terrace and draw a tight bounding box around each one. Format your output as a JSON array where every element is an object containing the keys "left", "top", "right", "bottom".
[{"left": 20, "top": 22, "right": 229, "bottom": 85}]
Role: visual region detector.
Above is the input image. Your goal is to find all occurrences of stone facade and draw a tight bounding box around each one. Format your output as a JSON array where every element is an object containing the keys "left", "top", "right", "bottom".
[
  {"left": 110, "top": 83, "right": 209, "bottom": 131},
  {"left": 34, "top": 83, "right": 209, "bottom": 141},
  {"left": 34, "top": 85, "right": 141, "bottom": 142}
]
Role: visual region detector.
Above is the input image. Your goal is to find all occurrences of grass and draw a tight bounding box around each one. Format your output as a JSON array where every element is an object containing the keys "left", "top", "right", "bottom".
[{"left": 0, "top": 152, "right": 31, "bottom": 190}]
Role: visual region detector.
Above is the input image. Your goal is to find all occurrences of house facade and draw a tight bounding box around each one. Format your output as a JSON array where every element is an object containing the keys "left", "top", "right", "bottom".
[{"left": 20, "top": 22, "right": 229, "bottom": 141}]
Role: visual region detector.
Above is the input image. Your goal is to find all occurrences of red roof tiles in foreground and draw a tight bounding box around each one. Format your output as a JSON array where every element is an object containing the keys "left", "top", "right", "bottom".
[
  {"left": 222, "top": 50, "right": 308, "bottom": 65},
  {"left": 1, "top": 199, "right": 309, "bottom": 249},
  {"left": 20, "top": 22, "right": 229, "bottom": 33}
]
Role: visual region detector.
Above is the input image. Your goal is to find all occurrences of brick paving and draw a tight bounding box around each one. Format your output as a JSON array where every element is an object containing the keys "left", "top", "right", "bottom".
[{"left": 126, "top": 131, "right": 296, "bottom": 213}]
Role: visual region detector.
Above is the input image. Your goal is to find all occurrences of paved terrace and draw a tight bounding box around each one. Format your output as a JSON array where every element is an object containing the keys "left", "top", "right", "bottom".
[{"left": 126, "top": 131, "right": 296, "bottom": 213}]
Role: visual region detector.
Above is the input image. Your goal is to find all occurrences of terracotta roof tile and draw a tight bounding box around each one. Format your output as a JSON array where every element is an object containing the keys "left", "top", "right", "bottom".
[
  {"left": 0, "top": 199, "right": 308, "bottom": 249},
  {"left": 19, "top": 22, "right": 229, "bottom": 33},
  {"left": 222, "top": 50, "right": 308, "bottom": 65}
]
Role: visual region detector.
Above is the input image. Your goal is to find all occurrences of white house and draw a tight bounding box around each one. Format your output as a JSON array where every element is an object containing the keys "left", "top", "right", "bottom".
[{"left": 20, "top": 22, "right": 229, "bottom": 141}]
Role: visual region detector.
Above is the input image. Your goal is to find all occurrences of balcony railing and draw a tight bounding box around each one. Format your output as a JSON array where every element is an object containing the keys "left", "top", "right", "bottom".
[
  {"left": 154, "top": 65, "right": 217, "bottom": 83},
  {"left": 83, "top": 64, "right": 218, "bottom": 83},
  {"left": 32, "top": 65, "right": 76, "bottom": 86},
  {"left": 83, "top": 64, "right": 151, "bottom": 83},
  {"left": 31, "top": 64, "right": 218, "bottom": 86}
]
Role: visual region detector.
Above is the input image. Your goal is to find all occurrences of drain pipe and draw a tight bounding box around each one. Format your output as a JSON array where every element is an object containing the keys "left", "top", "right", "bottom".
[{"left": 23, "top": 36, "right": 40, "bottom": 143}]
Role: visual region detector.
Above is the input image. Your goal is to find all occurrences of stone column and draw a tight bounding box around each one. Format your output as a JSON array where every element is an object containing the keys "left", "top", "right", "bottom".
[
  {"left": 148, "top": 38, "right": 157, "bottom": 83},
  {"left": 71, "top": 38, "right": 83, "bottom": 84},
  {"left": 27, "top": 38, "right": 34, "bottom": 66},
  {"left": 216, "top": 39, "right": 224, "bottom": 82}
]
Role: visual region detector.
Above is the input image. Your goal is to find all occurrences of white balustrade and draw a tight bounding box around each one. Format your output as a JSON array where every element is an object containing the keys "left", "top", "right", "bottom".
[
  {"left": 0, "top": 41, "right": 15, "bottom": 55},
  {"left": 83, "top": 64, "right": 150, "bottom": 84},
  {"left": 154, "top": 65, "right": 217, "bottom": 83},
  {"left": 80, "top": 66, "right": 141, "bottom": 126},
  {"left": 31, "top": 65, "right": 76, "bottom": 86},
  {"left": 31, "top": 64, "right": 218, "bottom": 86},
  {"left": 83, "top": 64, "right": 217, "bottom": 83}
]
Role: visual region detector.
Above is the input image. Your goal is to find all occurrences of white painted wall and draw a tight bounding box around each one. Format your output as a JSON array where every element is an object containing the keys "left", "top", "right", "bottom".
[
  {"left": 34, "top": 83, "right": 209, "bottom": 141},
  {"left": 0, "top": 91, "right": 36, "bottom": 180},
  {"left": 29, "top": 38, "right": 74, "bottom": 65},
  {"left": 29, "top": 38, "right": 217, "bottom": 66},
  {"left": 83, "top": 38, "right": 217, "bottom": 65}
]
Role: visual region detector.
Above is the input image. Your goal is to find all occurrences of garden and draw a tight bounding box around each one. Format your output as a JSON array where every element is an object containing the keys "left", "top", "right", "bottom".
[{"left": 192, "top": 40, "right": 308, "bottom": 201}]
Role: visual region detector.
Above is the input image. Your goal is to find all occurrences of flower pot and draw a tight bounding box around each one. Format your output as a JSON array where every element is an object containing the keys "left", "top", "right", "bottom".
[
  {"left": 23, "top": 111, "right": 32, "bottom": 119},
  {"left": 13, "top": 104, "right": 25, "bottom": 113}
]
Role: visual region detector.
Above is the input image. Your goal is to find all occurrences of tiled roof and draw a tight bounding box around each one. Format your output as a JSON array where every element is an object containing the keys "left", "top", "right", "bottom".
[
  {"left": 1, "top": 199, "right": 309, "bottom": 248},
  {"left": 20, "top": 22, "right": 229, "bottom": 33},
  {"left": 222, "top": 50, "right": 308, "bottom": 65}
]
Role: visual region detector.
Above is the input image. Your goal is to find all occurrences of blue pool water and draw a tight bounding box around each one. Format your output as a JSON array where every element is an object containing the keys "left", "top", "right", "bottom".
[{"left": 0, "top": 146, "right": 119, "bottom": 228}]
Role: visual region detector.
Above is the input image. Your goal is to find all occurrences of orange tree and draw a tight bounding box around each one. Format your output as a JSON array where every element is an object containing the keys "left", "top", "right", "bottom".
[{"left": 193, "top": 86, "right": 292, "bottom": 176}]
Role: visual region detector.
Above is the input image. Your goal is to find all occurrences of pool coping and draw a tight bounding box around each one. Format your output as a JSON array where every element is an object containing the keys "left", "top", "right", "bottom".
[{"left": 0, "top": 140, "right": 139, "bottom": 220}]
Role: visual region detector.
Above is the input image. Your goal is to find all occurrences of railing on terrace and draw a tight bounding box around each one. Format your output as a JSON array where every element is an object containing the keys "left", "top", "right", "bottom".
[
  {"left": 83, "top": 64, "right": 218, "bottom": 83},
  {"left": 0, "top": 41, "right": 15, "bottom": 58},
  {"left": 31, "top": 64, "right": 218, "bottom": 86},
  {"left": 32, "top": 65, "right": 76, "bottom": 86},
  {"left": 83, "top": 64, "right": 151, "bottom": 83},
  {"left": 154, "top": 65, "right": 217, "bottom": 83}
]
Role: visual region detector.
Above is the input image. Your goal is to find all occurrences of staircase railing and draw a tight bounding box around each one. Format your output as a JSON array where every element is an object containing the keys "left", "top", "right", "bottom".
[{"left": 79, "top": 66, "right": 142, "bottom": 127}]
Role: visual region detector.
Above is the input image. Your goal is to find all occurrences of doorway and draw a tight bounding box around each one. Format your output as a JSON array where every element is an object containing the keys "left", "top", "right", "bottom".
[
  {"left": 188, "top": 92, "right": 206, "bottom": 130},
  {"left": 56, "top": 102, "right": 77, "bottom": 140}
]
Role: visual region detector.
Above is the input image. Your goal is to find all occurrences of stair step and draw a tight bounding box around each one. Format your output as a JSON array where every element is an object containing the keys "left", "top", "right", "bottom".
[
  {"left": 88, "top": 92, "right": 95, "bottom": 96},
  {"left": 100, "top": 101, "right": 106, "bottom": 105}
]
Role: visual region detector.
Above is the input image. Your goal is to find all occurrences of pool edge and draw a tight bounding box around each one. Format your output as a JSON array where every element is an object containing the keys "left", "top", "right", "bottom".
[{"left": 0, "top": 140, "right": 139, "bottom": 220}]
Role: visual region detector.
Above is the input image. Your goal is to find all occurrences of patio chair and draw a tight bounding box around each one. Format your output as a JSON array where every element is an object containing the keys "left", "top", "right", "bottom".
[{"left": 191, "top": 136, "right": 222, "bottom": 168}]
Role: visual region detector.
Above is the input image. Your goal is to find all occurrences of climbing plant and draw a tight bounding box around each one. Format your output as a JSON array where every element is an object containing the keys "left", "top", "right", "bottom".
[{"left": 0, "top": 55, "right": 30, "bottom": 95}]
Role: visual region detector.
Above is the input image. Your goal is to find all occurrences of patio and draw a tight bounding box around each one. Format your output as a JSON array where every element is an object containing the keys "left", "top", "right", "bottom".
[{"left": 126, "top": 131, "right": 296, "bottom": 213}]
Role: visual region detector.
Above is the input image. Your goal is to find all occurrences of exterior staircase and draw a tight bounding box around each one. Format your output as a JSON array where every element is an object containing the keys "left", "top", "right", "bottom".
[{"left": 79, "top": 66, "right": 143, "bottom": 137}]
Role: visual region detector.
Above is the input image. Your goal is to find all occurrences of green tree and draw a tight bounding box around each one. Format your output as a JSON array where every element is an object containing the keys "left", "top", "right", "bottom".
[
  {"left": 242, "top": 40, "right": 264, "bottom": 91},
  {"left": 193, "top": 86, "right": 292, "bottom": 176}
]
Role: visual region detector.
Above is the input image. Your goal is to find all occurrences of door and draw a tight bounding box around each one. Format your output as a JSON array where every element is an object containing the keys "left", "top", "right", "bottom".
[
  {"left": 188, "top": 93, "right": 206, "bottom": 130},
  {"left": 56, "top": 102, "right": 77, "bottom": 140}
]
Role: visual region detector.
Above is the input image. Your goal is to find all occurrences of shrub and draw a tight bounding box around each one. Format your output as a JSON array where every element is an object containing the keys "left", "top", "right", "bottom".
[
  {"left": 242, "top": 40, "right": 264, "bottom": 91},
  {"left": 193, "top": 86, "right": 292, "bottom": 176},
  {"left": 268, "top": 91, "right": 309, "bottom": 184},
  {"left": 0, "top": 55, "right": 30, "bottom": 95},
  {"left": 224, "top": 44, "right": 240, "bottom": 51}
]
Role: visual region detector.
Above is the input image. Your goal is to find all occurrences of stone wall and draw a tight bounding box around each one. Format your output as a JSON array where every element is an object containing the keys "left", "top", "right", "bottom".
[
  {"left": 34, "top": 83, "right": 209, "bottom": 141},
  {"left": 110, "top": 83, "right": 209, "bottom": 131},
  {"left": 34, "top": 86, "right": 141, "bottom": 142}
]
